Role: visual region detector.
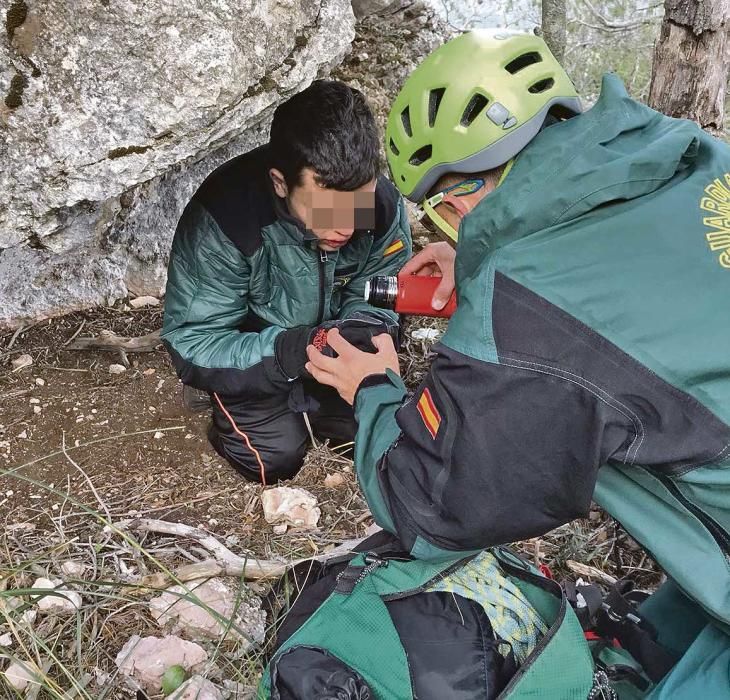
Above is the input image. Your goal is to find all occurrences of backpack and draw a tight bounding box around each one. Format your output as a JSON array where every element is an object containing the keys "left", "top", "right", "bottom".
[
  {"left": 258, "top": 532, "right": 601, "bottom": 699},
  {"left": 256, "top": 529, "right": 729, "bottom": 699}
]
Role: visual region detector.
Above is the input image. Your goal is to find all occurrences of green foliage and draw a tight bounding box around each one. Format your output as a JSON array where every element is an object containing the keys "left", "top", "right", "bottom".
[{"left": 563, "top": 0, "right": 662, "bottom": 102}]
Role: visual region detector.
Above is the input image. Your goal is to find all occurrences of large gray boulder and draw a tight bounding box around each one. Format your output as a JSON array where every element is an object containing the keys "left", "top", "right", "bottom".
[{"left": 0, "top": 0, "right": 355, "bottom": 328}]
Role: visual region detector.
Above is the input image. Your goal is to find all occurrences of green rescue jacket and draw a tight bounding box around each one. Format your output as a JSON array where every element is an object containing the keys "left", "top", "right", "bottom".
[
  {"left": 162, "top": 146, "right": 412, "bottom": 396},
  {"left": 353, "top": 75, "right": 730, "bottom": 626}
]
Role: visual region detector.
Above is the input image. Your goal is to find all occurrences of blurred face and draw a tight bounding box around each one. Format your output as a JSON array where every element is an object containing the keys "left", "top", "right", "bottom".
[{"left": 270, "top": 167, "right": 376, "bottom": 251}]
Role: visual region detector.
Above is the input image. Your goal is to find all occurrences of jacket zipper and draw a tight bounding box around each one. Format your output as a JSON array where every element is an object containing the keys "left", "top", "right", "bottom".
[
  {"left": 495, "top": 557, "right": 568, "bottom": 697},
  {"left": 317, "top": 250, "right": 327, "bottom": 324},
  {"left": 379, "top": 554, "right": 479, "bottom": 601},
  {"left": 658, "top": 475, "right": 730, "bottom": 553}
]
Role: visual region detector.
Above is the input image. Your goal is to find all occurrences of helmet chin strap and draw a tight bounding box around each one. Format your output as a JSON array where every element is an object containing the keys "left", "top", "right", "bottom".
[
  {"left": 419, "top": 159, "right": 514, "bottom": 243},
  {"left": 419, "top": 195, "right": 460, "bottom": 242}
]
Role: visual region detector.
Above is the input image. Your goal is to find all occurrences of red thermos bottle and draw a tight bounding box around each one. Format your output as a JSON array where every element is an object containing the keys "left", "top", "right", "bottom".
[{"left": 364, "top": 274, "right": 457, "bottom": 318}]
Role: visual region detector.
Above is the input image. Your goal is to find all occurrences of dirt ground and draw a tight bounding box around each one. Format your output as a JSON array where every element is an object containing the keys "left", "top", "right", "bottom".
[{"left": 0, "top": 305, "right": 373, "bottom": 561}]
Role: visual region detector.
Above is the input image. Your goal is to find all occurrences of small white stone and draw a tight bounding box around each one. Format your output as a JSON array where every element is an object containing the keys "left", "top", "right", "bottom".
[
  {"left": 129, "top": 295, "right": 160, "bottom": 308},
  {"left": 108, "top": 364, "right": 127, "bottom": 374},
  {"left": 3, "top": 661, "right": 39, "bottom": 691},
  {"left": 35, "top": 377, "right": 46, "bottom": 386},
  {"left": 115, "top": 635, "right": 208, "bottom": 693},
  {"left": 261, "top": 486, "right": 320, "bottom": 530},
  {"left": 0, "top": 632, "right": 12, "bottom": 647},
  {"left": 32, "top": 577, "right": 82, "bottom": 613},
  {"left": 150, "top": 578, "right": 265, "bottom": 646},
  {"left": 154, "top": 431, "right": 164, "bottom": 439},
  {"left": 207, "top": 518, "right": 218, "bottom": 527},
  {"left": 34, "top": 405, "right": 42, "bottom": 414},
  {"left": 61, "top": 561, "right": 87, "bottom": 578},
  {"left": 29, "top": 397, "right": 40, "bottom": 404},
  {"left": 11, "top": 354, "right": 33, "bottom": 371},
  {"left": 272, "top": 523, "right": 288, "bottom": 535},
  {"left": 323, "top": 472, "right": 346, "bottom": 488},
  {"left": 91, "top": 408, "right": 97, "bottom": 414},
  {"left": 17, "top": 430, "right": 28, "bottom": 439},
  {"left": 5, "top": 490, "right": 13, "bottom": 497}
]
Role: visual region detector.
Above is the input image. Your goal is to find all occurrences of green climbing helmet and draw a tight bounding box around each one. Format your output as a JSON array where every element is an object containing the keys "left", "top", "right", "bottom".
[{"left": 386, "top": 29, "right": 582, "bottom": 202}]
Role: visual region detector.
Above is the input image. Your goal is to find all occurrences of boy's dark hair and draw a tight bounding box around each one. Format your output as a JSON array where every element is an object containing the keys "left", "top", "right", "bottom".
[{"left": 269, "top": 80, "right": 380, "bottom": 191}]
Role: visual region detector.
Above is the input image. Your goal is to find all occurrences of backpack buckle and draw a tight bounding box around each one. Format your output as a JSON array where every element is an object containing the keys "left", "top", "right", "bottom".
[{"left": 600, "top": 601, "right": 642, "bottom": 625}]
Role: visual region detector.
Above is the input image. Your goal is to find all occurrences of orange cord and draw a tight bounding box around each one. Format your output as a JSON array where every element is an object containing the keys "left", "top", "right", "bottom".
[{"left": 213, "top": 392, "right": 267, "bottom": 486}]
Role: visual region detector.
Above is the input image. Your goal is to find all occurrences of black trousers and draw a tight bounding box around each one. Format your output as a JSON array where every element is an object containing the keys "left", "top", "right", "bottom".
[{"left": 207, "top": 380, "right": 356, "bottom": 484}]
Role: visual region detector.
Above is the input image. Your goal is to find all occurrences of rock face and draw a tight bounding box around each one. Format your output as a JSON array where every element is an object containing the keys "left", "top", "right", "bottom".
[
  {"left": 333, "top": 2, "right": 451, "bottom": 133},
  {"left": 0, "top": 0, "right": 355, "bottom": 327}
]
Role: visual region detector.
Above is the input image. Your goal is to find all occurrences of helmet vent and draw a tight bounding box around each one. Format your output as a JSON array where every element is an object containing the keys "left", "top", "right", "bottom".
[
  {"left": 428, "top": 88, "right": 446, "bottom": 127},
  {"left": 460, "top": 93, "right": 489, "bottom": 127},
  {"left": 528, "top": 77, "right": 555, "bottom": 94},
  {"left": 401, "top": 107, "right": 413, "bottom": 137},
  {"left": 505, "top": 52, "right": 542, "bottom": 74},
  {"left": 389, "top": 138, "right": 400, "bottom": 156},
  {"left": 409, "top": 145, "right": 432, "bottom": 166}
]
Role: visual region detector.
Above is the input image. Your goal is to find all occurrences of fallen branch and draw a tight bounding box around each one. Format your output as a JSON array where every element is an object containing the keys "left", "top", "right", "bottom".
[
  {"left": 66, "top": 329, "right": 162, "bottom": 352},
  {"left": 566, "top": 559, "right": 617, "bottom": 585},
  {"left": 116, "top": 518, "right": 373, "bottom": 587}
]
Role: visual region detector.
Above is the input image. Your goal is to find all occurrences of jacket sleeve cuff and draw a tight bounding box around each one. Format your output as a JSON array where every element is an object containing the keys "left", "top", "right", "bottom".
[{"left": 354, "top": 370, "right": 395, "bottom": 402}]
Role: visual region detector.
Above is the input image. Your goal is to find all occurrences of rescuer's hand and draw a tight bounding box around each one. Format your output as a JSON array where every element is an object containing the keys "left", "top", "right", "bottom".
[
  {"left": 399, "top": 242, "right": 456, "bottom": 311},
  {"left": 305, "top": 329, "right": 400, "bottom": 405}
]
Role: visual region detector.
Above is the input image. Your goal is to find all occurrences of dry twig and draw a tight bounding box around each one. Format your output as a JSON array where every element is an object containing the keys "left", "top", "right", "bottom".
[{"left": 66, "top": 329, "right": 161, "bottom": 353}]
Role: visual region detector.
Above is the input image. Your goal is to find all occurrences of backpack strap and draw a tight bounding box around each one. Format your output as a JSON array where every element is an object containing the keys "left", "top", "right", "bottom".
[{"left": 567, "top": 579, "right": 678, "bottom": 683}]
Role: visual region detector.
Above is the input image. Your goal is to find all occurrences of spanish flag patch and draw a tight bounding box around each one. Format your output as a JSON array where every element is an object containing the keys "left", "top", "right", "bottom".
[
  {"left": 383, "top": 239, "right": 405, "bottom": 257},
  {"left": 416, "top": 387, "right": 441, "bottom": 439}
]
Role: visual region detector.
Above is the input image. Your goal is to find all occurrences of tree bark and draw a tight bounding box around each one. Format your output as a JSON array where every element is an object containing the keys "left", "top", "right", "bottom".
[
  {"left": 649, "top": 0, "right": 730, "bottom": 136},
  {"left": 542, "top": 0, "right": 568, "bottom": 63}
]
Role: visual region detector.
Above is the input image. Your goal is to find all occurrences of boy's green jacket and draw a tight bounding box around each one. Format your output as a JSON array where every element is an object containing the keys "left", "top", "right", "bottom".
[
  {"left": 161, "top": 146, "right": 412, "bottom": 396},
  {"left": 354, "top": 75, "right": 730, "bottom": 626}
]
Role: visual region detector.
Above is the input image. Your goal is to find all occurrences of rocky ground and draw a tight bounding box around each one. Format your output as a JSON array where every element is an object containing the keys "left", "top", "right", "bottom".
[{"left": 0, "top": 302, "right": 373, "bottom": 698}]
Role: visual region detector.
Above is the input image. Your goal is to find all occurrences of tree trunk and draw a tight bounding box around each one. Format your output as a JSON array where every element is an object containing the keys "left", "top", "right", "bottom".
[
  {"left": 649, "top": 0, "right": 730, "bottom": 136},
  {"left": 542, "top": 0, "right": 567, "bottom": 63}
]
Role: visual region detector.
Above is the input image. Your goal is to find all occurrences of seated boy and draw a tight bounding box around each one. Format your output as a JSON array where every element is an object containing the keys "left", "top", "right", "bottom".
[{"left": 162, "top": 80, "right": 412, "bottom": 484}]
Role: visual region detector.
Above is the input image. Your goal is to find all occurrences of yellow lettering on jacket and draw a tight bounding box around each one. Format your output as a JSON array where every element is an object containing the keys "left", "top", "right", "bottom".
[{"left": 700, "top": 173, "right": 730, "bottom": 268}]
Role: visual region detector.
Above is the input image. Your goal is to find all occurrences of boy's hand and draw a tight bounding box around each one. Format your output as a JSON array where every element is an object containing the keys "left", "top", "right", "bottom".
[
  {"left": 400, "top": 242, "right": 456, "bottom": 311},
  {"left": 305, "top": 329, "right": 400, "bottom": 405}
]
